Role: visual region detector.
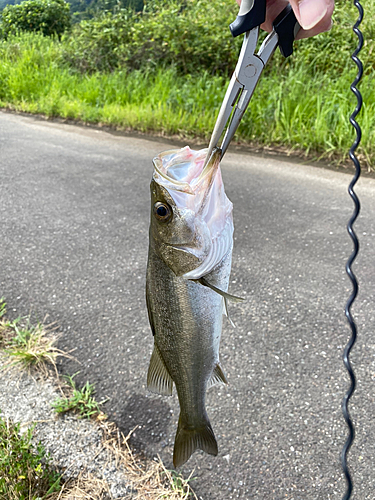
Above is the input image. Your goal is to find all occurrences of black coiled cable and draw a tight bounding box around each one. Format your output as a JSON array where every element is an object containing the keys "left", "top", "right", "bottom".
[{"left": 341, "top": 1, "right": 363, "bottom": 499}]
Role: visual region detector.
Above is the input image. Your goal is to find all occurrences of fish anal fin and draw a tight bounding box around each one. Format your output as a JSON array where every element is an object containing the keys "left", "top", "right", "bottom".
[
  {"left": 207, "top": 362, "right": 228, "bottom": 390},
  {"left": 195, "top": 277, "right": 244, "bottom": 303},
  {"left": 147, "top": 344, "right": 173, "bottom": 396},
  {"left": 173, "top": 415, "right": 218, "bottom": 468}
]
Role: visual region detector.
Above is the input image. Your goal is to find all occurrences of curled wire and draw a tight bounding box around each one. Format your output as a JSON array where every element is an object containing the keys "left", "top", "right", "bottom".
[{"left": 341, "top": 1, "right": 363, "bottom": 499}]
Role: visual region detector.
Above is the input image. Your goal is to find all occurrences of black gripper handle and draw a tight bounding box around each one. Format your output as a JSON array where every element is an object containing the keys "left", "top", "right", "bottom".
[
  {"left": 229, "top": 0, "right": 266, "bottom": 38},
  {"left": 273, "top": 4, "right": 301, "bottom": 57}
]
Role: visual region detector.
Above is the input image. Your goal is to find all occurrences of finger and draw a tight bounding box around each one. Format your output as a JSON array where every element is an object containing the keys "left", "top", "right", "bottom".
[
  {"left": 289, "top": 0, "right": 332, "bottom": 30},
  {"left": 295, "top": 16, "right": 333, "bottom": 40},
  {"left": 236, "top": 0, "right": 334, "bottom": 39},
  {"left": 260, "top": 0, "right": 289, "bottom": 33},
  {"left": 289, "top": 0, "right": 334, "bottom": 38}
]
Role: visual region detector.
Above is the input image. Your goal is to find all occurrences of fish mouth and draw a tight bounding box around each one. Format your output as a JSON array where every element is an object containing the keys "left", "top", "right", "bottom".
[{"left": 152, "top": 146, "right": 221, "bottom": 200}]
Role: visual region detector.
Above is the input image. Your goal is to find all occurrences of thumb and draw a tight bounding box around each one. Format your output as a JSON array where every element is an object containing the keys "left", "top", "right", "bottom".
[{"left": 289, "top": 0, "right": 329, "bottom": 30}]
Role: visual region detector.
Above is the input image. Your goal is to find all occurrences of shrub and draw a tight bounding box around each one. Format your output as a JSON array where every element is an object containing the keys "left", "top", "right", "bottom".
[
  {"left": 62, "top": 0, "right": 374, "bottom": 79},
  {"left": 62, "top": 0, "right": 242, "bottom": 74},
  {"left": 1, "top": 0, "right": 71, "bottom": 39},
  {"left": 63, "top": 8, "right": 136, "bottom": 72}
]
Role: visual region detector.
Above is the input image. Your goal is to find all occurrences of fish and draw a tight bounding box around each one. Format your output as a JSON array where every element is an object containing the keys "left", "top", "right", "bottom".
[{"left": 146, "top": 146, "right": 242, "bottom": 468}]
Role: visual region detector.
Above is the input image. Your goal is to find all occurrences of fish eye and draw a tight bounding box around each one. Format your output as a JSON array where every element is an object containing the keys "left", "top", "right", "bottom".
[{"left": 153, "top": 202, "right": 172, "bottom": 222}]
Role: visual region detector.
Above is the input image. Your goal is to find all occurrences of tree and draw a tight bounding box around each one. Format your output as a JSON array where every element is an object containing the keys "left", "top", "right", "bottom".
[{"left": 1, "top": 0, "right": 71, "bottom": 38}]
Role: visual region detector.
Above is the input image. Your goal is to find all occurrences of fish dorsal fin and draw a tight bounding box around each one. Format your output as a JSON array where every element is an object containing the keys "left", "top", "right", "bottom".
[
  {"left": 195, "top": 276, "right": 244, "bottom": 302},
  {"left": 207, "top": 363, "right": 228, "bottom": 390},
  {"left": 147, "top": 344, "right": 173, "bottom": 396}
]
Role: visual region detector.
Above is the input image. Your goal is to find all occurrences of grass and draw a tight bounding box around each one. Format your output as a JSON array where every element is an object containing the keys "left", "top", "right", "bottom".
[
  {"left": 0, "top": 0, "right": 374, "bottom": 170},
  {"left": 0, "top": 416, "right": 61, "bottom": 500},
  {"left": 51, "top": 372, "right": 108, "bottom": 420},
  {"left": 0, "top": 298, "right": 69, "bottom": 376},
  {"left": 0, "top": 415, "right": 198, "bottom": 500},
  {"left": 99, "top": 422, "right": 198, "bottom": 500},
  {"left": 0, "top": 298, "right": 106, "bottom": 421},
  {"left": 0, "top": 300, "right": 198, "bottom": 499}
]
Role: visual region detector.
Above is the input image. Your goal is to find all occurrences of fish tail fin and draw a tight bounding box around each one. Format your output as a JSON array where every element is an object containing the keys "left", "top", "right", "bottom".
[{"left": 173, "top": 414, "right": 218, "bottom": 468}]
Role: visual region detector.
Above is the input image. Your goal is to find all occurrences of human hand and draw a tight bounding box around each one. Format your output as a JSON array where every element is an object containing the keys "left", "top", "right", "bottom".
[{"left": 235, "top": 0, "right": 335, "bottom": 40}]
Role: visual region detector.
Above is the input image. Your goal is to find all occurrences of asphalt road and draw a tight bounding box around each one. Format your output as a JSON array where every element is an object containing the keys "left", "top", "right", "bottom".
[{"left": 1, "top": 110, "right": 374, "bottom": 500}]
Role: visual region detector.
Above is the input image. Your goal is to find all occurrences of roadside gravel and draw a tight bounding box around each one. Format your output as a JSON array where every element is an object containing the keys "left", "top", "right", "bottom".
[{"left": 0, "top": 363, "right": 131, "bottom": 499}]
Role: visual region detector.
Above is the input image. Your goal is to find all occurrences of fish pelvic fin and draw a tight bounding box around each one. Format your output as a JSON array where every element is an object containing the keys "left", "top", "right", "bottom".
[
  {"left": 207, "top": 362, "right": 228, "bottom": 390},
  {"left": 195, "top": 277, "right": 244, "bottom": 303},
  {"left": 147, "top": 344, "right": 173, "bottom": 396},
  {"left": 173, "top": 414, "right": 218, "bottom": 468},
  {"left": 223, "top": 296, "right": 236, "bottom": 328}
]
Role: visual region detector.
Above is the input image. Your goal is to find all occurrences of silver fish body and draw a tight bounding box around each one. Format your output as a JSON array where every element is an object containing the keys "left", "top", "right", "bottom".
[{"left": 146, "top": 147, "right": 235, "bottom": 468}]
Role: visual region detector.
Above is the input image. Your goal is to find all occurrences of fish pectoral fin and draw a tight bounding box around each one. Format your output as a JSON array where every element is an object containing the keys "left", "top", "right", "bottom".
[
  {"left": 173, "top": 414, "right": 218, "bottom": 468},
  {"left": 194, "top": 277, "right": 244, "bottom": 303},
  {"left": 147, "top": 344, "right": 173, "bottom": 396},
  {"left": 223, "top": 297, "right": 236, "bottom": 328},
  {"left": 207, "top": 362, "right": 228, "bottom": 390},
  {"left": 146, "top": 282, "right": 156, "bottom": 336}
]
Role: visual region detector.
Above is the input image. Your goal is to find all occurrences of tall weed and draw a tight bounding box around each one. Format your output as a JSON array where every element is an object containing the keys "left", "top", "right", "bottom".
[{"left": 0, "top": 0, "right": 373, "bottom": 168}]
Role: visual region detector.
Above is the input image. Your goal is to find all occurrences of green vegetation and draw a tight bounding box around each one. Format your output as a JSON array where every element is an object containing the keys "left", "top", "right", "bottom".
[
  {"left": 0, "top": 299, "right": 66, "bottom": 375},
  {"left": 0, "top": 0, "right": 20, "bottom": 11},
  {"left": 0, "top": 299, "right": 105, "bottom": 420},
  {"left": 0, "top": 416, "right": 61, "bottom": 500},
  {"left": 51, "top": 373, "right": 108, "bottom": 419},
  {"left": 0, "top": 299, "right": 197, "bottom": 499},
  {"left": 0, "top": 0, "right": 144, "bottom": 21},
  {"left": 0, "top": 299, "right": 6, "bottom": 320},
  {"left": 1, "top": 0, "right": 70, "bottom": 39},
  {"left": 63, "top": 0, "right": 240, "bottom": 74},
  {"left": 0, "top": 0, "right": 373, "bottom": 168},
  {"left": 0, "top": 413, "right": 197, "bottom": 499},
  {"left": 67, "top": 0, "right": 144, "bottom": 23}
]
